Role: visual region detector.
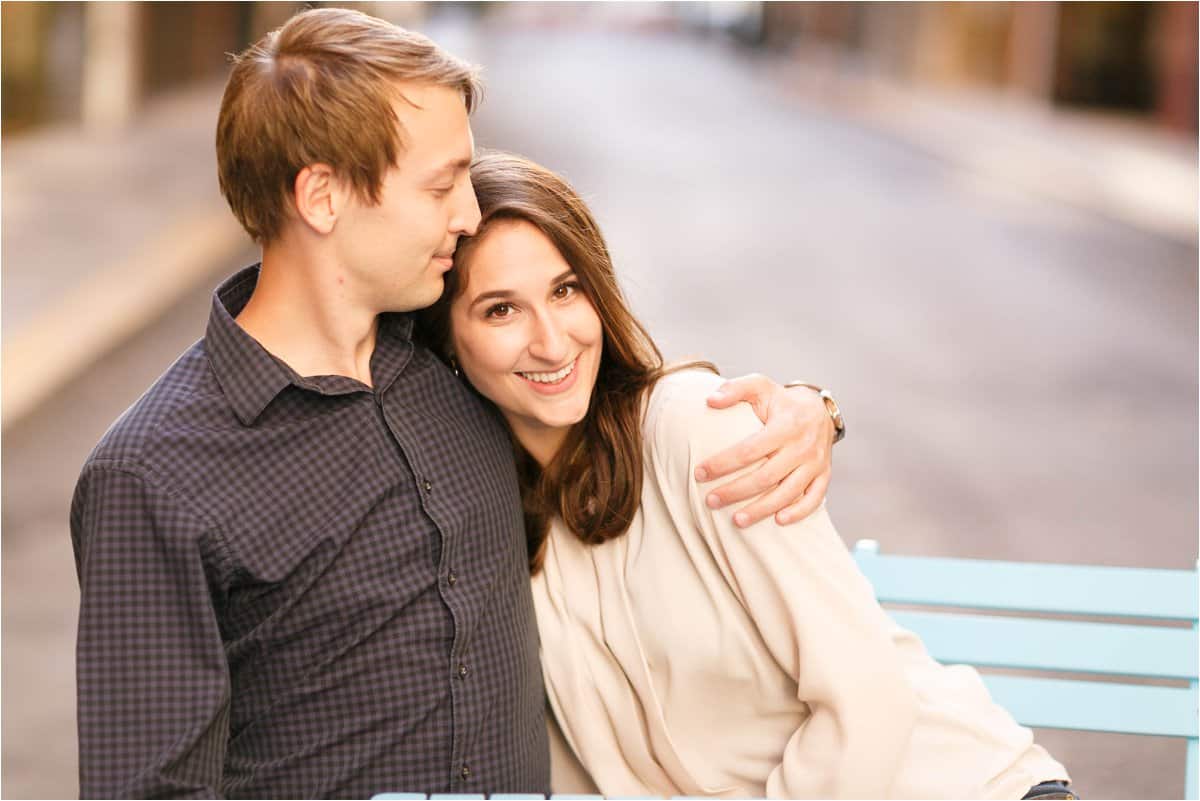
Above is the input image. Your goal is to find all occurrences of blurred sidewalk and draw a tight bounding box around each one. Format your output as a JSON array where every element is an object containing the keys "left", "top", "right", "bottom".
[
  {"left": 2, "top": 45, "right": 1195, "bottom": 431},
  {"left": 1, "top": 80, "right": 250, "bottom": 429}
]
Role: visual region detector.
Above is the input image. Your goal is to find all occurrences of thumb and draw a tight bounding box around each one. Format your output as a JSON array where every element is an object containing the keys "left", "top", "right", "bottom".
[
  {"left": 707, "top": 376, "right": 771, "bottom": 421},
  {"left": 706, "top": 380, "right": 740, "bottom": 408}
]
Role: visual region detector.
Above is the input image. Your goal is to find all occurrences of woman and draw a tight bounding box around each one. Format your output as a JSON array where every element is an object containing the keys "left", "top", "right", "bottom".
[{"left": 418, "top": 152, "right": 1073, "bottom": 799}]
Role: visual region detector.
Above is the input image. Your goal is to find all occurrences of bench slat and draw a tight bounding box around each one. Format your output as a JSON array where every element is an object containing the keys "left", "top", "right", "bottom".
[
  {"left": 889, "top": 610, "right": 1198, "bottom": 679},
  {"left": 854, "top": 544, "right": 1198, "bottom": 621},
  {"left": 981, "top": 674, "right": 1198, "bottom": 738}
]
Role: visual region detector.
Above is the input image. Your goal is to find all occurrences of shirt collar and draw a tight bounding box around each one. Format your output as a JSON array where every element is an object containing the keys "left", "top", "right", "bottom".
[
  {"left": 372, "top": 312, "right": 416, "bottom": 395},
  {"left": 206, "top": 266, "right": 295, "bottom": 426},
  {"left": 205, "top": 265, "right": 416, "bottom": 426}
]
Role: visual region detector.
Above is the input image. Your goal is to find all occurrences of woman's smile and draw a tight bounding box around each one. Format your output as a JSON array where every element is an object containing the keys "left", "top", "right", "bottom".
[{"left": 517, "top": 355, "right": 580, "bottom": 395}]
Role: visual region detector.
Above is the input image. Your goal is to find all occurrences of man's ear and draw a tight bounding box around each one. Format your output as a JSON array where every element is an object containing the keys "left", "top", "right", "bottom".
[{"left": 292, "top": 164, "right": 347, "bottom": 235}]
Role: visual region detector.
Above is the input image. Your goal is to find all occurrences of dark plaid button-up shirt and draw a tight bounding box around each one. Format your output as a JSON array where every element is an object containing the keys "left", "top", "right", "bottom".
[{"left": 70, "top": 266, "right": 548, "bottom": 799}]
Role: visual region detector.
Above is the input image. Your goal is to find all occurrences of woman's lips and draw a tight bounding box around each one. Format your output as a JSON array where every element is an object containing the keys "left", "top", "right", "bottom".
[{"left": 517, "top": 355, "right": 580, "bottom": 396}]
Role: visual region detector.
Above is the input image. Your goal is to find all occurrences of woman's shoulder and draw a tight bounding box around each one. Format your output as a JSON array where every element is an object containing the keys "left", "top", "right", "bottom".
[
  {"left": 646, "top": 368, "right": 725, "bottom": 411},
  {"left": 645, "top": 368, "right": 726, "bottom": 435},
  {"left": 644, "top": 369, "right": 763, "bottom": 467}
]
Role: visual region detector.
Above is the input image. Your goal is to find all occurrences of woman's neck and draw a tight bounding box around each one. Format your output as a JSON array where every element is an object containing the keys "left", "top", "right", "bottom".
[{"left": 509, "top": 420, "right": 571, "bottom": 469}]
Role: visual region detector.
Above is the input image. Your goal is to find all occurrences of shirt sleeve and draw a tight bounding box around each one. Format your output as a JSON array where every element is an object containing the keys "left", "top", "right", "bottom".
[
  {"left": 71, "top": 461, "right": 231, "bottom": 799},
  {"left": 647, "top": 373, "right": 918, "bottom": 799}
]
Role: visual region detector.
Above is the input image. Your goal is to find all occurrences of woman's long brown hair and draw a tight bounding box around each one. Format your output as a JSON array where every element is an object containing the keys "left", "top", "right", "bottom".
[{"left": 417, "top": 151, "right": 716, "bottom": 573}]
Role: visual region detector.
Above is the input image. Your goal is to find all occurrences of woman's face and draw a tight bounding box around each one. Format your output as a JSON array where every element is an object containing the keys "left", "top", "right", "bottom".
[{"left": 449, "top": 219, "right": 604, "bottom": 465}]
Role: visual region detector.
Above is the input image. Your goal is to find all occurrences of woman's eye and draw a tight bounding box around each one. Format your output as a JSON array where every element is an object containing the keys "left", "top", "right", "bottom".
[
  {"left": 431, "top": 186, "right": 453, "bottom": 198},
  {"left": 554, "top": 281, "right": 579, "bottom": 300},
  {"left": 485, "top": 303, "right": 512, "bottom": 319}
]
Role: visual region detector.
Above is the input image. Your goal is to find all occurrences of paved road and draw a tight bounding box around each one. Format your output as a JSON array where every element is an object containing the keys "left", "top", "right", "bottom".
[{"left": 3, "top": 16, "right": 1195, "bottom": 800}]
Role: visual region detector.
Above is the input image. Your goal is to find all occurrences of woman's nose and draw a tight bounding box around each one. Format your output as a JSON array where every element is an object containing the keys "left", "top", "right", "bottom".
[{"left": 528, "top": 314, "right": 568, "bottom": 364}]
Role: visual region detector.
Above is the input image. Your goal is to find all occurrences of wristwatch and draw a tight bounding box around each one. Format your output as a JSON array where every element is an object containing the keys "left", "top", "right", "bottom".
[{"left": 783, "top": 381, "right": 845, "bottom": 444}]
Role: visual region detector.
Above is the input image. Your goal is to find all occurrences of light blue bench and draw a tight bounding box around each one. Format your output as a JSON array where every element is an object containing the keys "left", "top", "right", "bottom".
[
  {"left": 852, "top": 538, "right": 1199, "bottom": 800},
  {"left": 375, "top": 542, "right": 1198, "bottom": 801}
]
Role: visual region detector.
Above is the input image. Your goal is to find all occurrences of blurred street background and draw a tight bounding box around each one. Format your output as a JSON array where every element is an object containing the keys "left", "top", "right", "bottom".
[{"left": 2, "top": 2, "right": 1197, "bottom": 798}]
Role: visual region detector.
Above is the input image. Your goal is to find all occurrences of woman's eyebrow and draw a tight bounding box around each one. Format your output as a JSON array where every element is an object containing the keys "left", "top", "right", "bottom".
[
  {"left": 470, "top": 271, "right": 576, "bottom": 308},
  {"left": 470, "top": 288, "right": 513, "bottom": 308}
]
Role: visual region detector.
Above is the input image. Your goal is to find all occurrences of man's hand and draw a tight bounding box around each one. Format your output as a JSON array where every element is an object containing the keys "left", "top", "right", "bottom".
[{"left": 695, "top": 374, "right": 835, "bottom": 527}]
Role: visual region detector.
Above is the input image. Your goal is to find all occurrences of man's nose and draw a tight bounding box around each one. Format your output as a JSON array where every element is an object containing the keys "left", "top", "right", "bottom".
[{"left": 450, "top": 178, "right": 482, "bottom": 237}]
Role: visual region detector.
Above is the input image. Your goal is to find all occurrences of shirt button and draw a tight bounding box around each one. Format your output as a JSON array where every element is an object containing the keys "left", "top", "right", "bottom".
[
  {"left": 423, "top": 479, "right": 433, "bottom": 493},
  {"left": 460, "top": 763, "right": 471, "bottom": 780},
  {"left": 447, "top": 570, "right": 457, "bottom": 586},
  {"left": 457, "top": 663, "right": 469, "bottom": 679}
]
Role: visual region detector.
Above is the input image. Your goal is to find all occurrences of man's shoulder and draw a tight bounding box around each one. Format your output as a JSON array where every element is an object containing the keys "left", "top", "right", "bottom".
[{"left": 85, "top": 338, "right": 225, "bottom": 475}]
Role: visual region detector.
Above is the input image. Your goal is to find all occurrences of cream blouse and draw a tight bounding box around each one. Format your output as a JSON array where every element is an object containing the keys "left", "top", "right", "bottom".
[{"left": 531, "top": 370, "right": 1068, "bottom": 799}]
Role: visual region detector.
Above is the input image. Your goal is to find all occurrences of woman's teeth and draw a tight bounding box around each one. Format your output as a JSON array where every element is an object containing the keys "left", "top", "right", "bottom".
[{"left": 519, "top": 359, "right": 575, "bottom": 384}]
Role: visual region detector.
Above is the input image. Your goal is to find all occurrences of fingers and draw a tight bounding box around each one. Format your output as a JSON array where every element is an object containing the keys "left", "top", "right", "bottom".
[
  {"left": 776, "top": 469, "right": 830, "bottom": 525},
  {"left": 706, "top": 373, "right": 771, "bottom": 414},
  {"left": 702, "top": 447, "right": 793, "bottom": 509},
  {"left": 694, "top": 427, "right": 776, "bottom": 483},
  {"left": 728, "top": 462, "right": 816, "bottom": 528}
]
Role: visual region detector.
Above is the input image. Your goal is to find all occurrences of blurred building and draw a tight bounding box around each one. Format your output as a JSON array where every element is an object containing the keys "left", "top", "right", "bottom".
[
  {"left": 0, "top": 1, "right": 430, "bottom": 135},
  {"left": 3, "top": 2, "right": 1196, "bottom": 135},
  {"left": 755, "top": 2, "right": 1198, "bottom": 132}
]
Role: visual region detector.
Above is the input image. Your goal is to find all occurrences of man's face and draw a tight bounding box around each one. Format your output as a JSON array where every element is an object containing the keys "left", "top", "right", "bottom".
[{"left": 334, "top": 83, "right": 480, "bottom": 313}]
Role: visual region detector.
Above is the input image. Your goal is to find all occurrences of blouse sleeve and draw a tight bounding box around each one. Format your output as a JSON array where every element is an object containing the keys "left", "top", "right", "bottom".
[{"left": 646, "top": 372, "right": 918, "bottom": 799}]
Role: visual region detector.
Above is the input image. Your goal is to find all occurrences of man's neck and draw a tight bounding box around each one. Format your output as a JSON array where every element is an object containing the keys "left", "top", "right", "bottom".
[{"left": 236, "top": 243, "right": 379, "bottom": 386}]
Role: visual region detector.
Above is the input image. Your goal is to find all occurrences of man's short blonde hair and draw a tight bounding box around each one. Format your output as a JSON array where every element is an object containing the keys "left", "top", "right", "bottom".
[{"left": 216, "top": 7, "right": 483, "bottom": 244}]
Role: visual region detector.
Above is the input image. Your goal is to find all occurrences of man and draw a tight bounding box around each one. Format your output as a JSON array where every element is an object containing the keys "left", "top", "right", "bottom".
[{"left": 70, "top": 8, "right": 840, "bottom": 798}]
